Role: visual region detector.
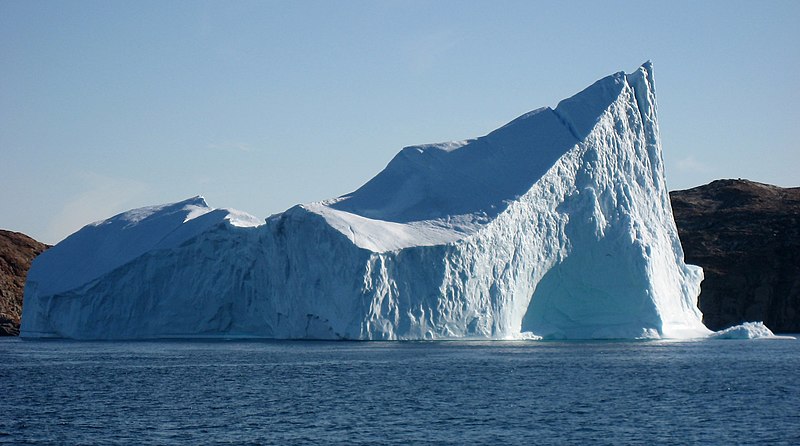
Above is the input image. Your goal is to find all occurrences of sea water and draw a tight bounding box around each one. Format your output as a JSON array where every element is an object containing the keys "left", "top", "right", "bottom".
[{"left": 1, "top": 338, "right": 798, "bottom": 445}]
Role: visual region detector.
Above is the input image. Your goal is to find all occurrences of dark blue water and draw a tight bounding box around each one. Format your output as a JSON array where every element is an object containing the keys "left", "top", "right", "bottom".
[{"left": 1, "top": 338, "right": 798, "bottom": 445}]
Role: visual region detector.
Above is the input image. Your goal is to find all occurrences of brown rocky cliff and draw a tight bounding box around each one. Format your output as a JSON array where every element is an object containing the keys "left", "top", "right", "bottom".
[
  {"left": 670, "top": 179, "right": 800, "bottom": 332},
  {"left": 0, "top": 230, "right": 49, "bottom": 336}
]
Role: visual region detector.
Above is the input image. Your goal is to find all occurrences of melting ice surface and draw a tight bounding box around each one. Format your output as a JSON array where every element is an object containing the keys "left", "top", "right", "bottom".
[{"left": 20, "top": 62, "right": 779, "bottom": 340}]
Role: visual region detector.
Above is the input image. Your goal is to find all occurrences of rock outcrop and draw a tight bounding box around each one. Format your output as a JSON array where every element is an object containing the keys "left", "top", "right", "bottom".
[
  {"left": 0, "top": 230, "right": 48, "bottom": 335},
  {"left": 670, "top": 179, "right": 800, "bottom": 332}
]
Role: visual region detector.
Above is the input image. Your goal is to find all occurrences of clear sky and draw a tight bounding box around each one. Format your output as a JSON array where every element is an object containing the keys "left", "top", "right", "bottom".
[{"left": 2, "top": 0, "right": 798, "bottom": 244}]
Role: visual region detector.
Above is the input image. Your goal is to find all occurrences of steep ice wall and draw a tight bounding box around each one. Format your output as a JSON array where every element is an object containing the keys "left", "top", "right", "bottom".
[
  {"left": 21, "top": 62, "right": 711, "bottom": 340},
  {"left": 520, "top": 65, "right": 707, "bottom": 339},
  {"left": 349, "top": 63, "right": 707, "bottom": 340}
]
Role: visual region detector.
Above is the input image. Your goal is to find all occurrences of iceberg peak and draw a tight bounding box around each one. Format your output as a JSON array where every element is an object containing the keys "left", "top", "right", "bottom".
[{"left": 186, "top": 195, "right": 209, "bottom": 207}]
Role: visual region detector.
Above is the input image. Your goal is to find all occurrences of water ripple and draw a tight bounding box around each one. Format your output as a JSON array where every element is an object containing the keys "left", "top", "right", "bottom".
[{"left": 1, "top": 338, "right": 798, "bottom": 445}]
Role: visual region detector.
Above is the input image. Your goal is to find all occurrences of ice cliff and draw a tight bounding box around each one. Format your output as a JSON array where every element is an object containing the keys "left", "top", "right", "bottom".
[{"left": 21, "top": 62, "right": 713, "bottom": 340}]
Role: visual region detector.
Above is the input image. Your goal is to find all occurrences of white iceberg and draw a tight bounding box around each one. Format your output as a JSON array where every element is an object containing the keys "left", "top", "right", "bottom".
[
  {"left": 22, "top": 62, "right": 715, "bottom": 340},
  {"left": 709, "top": 322, "right": 794, "bottom": 340}
]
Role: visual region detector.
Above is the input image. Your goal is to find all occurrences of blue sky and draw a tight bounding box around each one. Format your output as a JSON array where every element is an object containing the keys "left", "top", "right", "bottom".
[{"left": 2, "top": 0, "right": 798, "bottom": 244}]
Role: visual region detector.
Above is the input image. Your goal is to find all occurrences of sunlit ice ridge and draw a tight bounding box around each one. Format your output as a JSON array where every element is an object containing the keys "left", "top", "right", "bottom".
[{"left": 23, "top": 62, "right": 773, "bottom": 341}]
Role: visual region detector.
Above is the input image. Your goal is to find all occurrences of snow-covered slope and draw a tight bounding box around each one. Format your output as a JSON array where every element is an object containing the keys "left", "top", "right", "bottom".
[{"left": 22, "top": 62, "right": 713, "bottom": 340}]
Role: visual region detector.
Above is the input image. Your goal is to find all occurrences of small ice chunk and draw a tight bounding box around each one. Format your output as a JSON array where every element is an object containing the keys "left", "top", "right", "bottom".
[{"left": 709, "top": 321, "right": 795, "bottom": 340}]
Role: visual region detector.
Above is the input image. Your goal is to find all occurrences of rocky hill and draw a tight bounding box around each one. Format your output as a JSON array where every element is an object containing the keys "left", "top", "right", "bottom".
[
  {"left": 671, "top": 179, "right": 800, "bottom": 333},
  {"left": 0, "top": 230, "right": 49, "bottom": 335}
]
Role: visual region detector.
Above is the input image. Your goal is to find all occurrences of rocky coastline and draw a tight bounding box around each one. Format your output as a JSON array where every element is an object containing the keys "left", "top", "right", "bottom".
[
  {"left": 670, "top": 179, "right": 800, "bottom": 333},
  {"left": 0, "top": 230, "right": 48, "bottom": 336}
]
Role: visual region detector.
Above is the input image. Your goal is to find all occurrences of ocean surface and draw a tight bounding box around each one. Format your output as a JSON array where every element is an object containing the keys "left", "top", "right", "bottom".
[{"left": 1, "top": 337, "right": 798, "bottom": 445}]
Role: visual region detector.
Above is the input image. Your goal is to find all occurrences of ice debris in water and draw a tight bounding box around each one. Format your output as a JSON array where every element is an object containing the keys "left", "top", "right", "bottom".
[{"left": 709, "top": 322, "right": 794, "bottom": 340}]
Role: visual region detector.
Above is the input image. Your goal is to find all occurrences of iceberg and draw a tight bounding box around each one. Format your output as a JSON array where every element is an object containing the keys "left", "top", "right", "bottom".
[
  {"left": 709, "top": 322, "right": 795, "bottom": 340},
  {"left": 22, "top": 62, "right": 714, "bottom": 340}
]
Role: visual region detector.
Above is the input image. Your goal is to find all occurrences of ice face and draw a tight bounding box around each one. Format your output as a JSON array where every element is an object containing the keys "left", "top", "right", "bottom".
[{"left": 21, "top": 62, "right": 714, "bottom": 340}]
